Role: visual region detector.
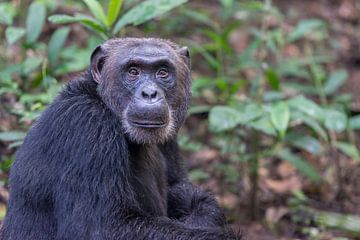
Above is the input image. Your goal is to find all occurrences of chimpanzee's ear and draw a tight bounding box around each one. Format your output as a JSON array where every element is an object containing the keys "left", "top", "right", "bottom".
[
  {"left": 178, "top": 46, "right": 190, "bottom": 67},
  {"left": 90, "top": 45, "right": 107, "bottom": 83}
]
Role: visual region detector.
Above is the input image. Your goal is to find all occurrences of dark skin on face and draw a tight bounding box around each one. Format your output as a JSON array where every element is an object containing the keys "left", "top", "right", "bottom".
[
  {"left": 93, "top": 39, "right": 191, "bottom": 144},
  {"left": 0, "top": 38, "right": 241, "bottom": 240}
]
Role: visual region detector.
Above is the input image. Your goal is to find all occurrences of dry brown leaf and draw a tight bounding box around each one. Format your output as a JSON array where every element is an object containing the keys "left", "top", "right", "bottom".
[
  {"left": 264, "top": 176, "right": 302, "bottom": 194},
  {"left": 216, "top": 192, "right": 238, "bottom": 209},
  {"left": 265, "top": 206, "right": 289, "bottom": 224},
  {"left": 277, "top": 162, "right": 296, "bottom": 178}
]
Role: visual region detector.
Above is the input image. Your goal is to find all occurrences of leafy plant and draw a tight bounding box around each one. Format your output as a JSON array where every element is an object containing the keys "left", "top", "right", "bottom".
[
  {"left": 186, "top": 0, "right": 359, "bottom": 220},
  {"left": 49, "top": 0, "right": 188, "bottom": 39}
]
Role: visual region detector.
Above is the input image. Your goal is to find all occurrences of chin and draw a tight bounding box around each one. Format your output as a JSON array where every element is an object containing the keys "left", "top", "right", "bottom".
[{"left": 122, "top": 110, "right": 175, "bottom": 144}]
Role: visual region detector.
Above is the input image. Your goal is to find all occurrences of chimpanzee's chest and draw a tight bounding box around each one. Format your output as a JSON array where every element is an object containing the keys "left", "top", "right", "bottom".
[{"left": 129, "top": 145, "right": 168, "bottom": 216}]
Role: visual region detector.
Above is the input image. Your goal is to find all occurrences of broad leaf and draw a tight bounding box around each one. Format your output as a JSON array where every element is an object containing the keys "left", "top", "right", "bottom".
[
  {"left": 209, "top": 106, "right": 241, "bottom": 132},
  {"left": 49, "top": 14, "right": 81, "bottom": 24},
  {"left": 349, "top": 115, "right": 360, "bottom": 130},
  {"left": 113, "top": 0, "right": 188, "bottom": 34},
  {"left": 26, "top": 2, "right": 46, "bottom": 44},
  {"left": 270, "top": 101, "right": 290, "bottom": 138},
  {"left": 0, "top": 3, "right": 16, "bottom": 25},
  {"left": 48, "top": 27, "right": 70, "bottom": 66},
  {"left": 83, "top": 0, "right": 108, "bottom": 26},
  {"left": 0, "top": 131, "right": 26, "bottom": 142},
  {"left": 5, "top": 27, "right": 26, "bottom": 45},
  {"left": 291, "top": 111, "right": 328, "bottom": 141},
  {"left": 288, "top": 19, "right": 325, "bottom": 42},
  {"left": 249, "top": 114, "right": 277, "bottom": 136},
  {"left": 9, "top": 140, "right": 23, "bottom": 149},
  {"left": 324, "top": 109, "right": 347, "bottom": 133},
  {"left": 241, "top": 103, "right": 264, "bottom": 123},
  {"left": 323, "top": 70, "right": 348, "bottom": 95},
  {"left": 284, "top": 82, "right": 319, "bottom": 95},
  {"left": 107, "top": 0, "right": 123, "bottom": 26},
  {"left": 335, "top": 142, "right": 360, "bottom": 162},
  {"left": 277, "top": 148, "right": 321, "bottom": 183},
  {"left": 288, "top": 95, "right": 324, "bottom": 122},
  {"left": 312, "top": 209, "right": 360, "bottom": 234},
  {"left": 49, "top": 14, "right": 107, "bottom": 37},
  {"left": 22, "top": 57, "right": 43, "bottom": 75},
  {"left": 285, "top": 132, "right": 323, "bottom": 155}
]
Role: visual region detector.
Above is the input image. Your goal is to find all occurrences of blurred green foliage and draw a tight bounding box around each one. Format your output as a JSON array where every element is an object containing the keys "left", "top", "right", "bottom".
[{"left": 0, "top": 0, "right": 359, "bottom": 237}]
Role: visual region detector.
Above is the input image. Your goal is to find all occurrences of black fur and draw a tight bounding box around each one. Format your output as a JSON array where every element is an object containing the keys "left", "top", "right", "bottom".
[{"left": 0, "top": 38, "right": 241, "bottom": 240}]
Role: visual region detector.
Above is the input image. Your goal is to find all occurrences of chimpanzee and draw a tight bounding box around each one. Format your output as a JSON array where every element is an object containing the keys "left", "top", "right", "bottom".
[{"left": 0, "top": 38, "right": 241, "bottom": 240}]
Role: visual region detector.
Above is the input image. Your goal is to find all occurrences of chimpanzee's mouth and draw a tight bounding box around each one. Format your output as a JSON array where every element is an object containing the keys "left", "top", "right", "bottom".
[{"left": 129, "top": 120, "right": 167, "bottom": 128}]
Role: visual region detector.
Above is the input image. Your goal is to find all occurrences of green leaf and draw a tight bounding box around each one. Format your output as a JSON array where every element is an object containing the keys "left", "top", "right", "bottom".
[
  {"left": 291, "top": 111, "right": 328, "bottom": 141},
  {"left": 26, "top": 2, "right": 46, "bottom": 44},
  {"left": 263, "top": 91, "right": 284, "bottom": 102},
  {"left": 209, "top": 106, "right": 241, "bottom": 132},
  {"left": 312, "top": 209, "right": 360, "bottom": 234},
  {"left": 211, "top": 103, "right": 264, "bottom": 131},
  {"left": 190, "top": 44, "right": 220, "bottom": 70},
  {"left": 335, "top": 142, "right": 360, "bottom": 162},
  {"left": 48, "top": 27, "right": 70, "bottom": 66},
  {"left": 238, "top": 1, "right": 264, "bottom": 11},
  {"left": 241, "top": 103, "right": 264, "bottom": 123},
  {"left": 0, "top": 3, "right": 16, "bottom": 25},
  {"left": 288, "top": 19, "right": 325, "bottom": 42},
  {"left": 265, "top": 68, "right": 280, "bottom": 91},
  {"left": 189, "top": 169, "right": 210, "bottom": 181},
  {"left": 22, "top": 57, "right": 43, "bottom": 75},
  {"left": 288, "top": 95, "right": 324, "bottom": 122},
  {"left": 9, "top": 140, "right": 24, "bottom": 149},
  {"left": 83, "top": 0, "right": 109, "bottom": 26},
  {"left": 107, "top": 0, "right": 123, "bottom": 26},
  {"left": 324, "top": 109, "right": 347, "bottom": 133},
  {"left": 5, "top": 27, "right": 26, "bottom": 45},
  {"left": 216, "top": 163, "right": 240, "bottom": 183},
  {"left": 277, "top": 148, "right": 321, "bottom": 183},
  {"left": 0, "top": 131, "right": 26, "bottom": 142},
  {"left": 310, "top": 63, "right": 326, "bottom": 85},
  {"left": 48, "top": 14, "right": 80, "bottom": 24},
  {"left": 323, "top": 70, "right": 348, "bottom": 95},
  {"left": 349, "top": 115, "right": 360, "bottom": 130},
  {"left": 113, "top": 0, "right": 188, "bottom": 34},
  {"left": 188, "top": 105, "right": 212, "bottom": 115},
  {"left": 249, "top": 114, "right": 277, "bottom": 136},
  {"left": 284, "top": 82, "right": 319, "bottom": 95},
  {"left": 49, "top": 14, "right": 107, "bottom": 37},
  {"left": 285, "top": 132, "right": 323, "bottom": 155},
  {"left": 270, "top": 101, "right": 290, "bottom": 138}
]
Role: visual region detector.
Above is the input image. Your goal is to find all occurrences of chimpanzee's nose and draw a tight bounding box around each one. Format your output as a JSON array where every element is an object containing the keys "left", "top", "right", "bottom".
[{"left": 136, "top": 83, "right": 164, "bottom": 104}]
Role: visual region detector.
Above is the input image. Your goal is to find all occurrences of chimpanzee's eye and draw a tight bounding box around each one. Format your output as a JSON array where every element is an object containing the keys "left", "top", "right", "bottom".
[
  {"left": 156, "top": 68, "right": 169, "bottom": 78},
  {"left": 128, "top": 67, "right": 140, "bottom": 77}
]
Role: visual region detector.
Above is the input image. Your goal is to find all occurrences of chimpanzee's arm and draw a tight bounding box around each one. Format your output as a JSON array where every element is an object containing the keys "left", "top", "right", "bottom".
[
  {"left": 54, "top": 171, "right": 235, "bottom": 240},
  {"left": 160, "top": 140, "right": 228, "bottom": 229},
  {"left": 167, "top": 180, "right": 227, "bottom": 229}
]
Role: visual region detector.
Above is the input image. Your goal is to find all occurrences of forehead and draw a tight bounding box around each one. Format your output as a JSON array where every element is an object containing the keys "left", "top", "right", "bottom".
[{"left": 117, "top": 41, "right": 176, "bottom": 59}]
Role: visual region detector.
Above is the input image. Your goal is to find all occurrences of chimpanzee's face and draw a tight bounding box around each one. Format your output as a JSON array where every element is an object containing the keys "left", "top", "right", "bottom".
[{"left": 90, "top": 38, "right": 191, "bottom": 144}]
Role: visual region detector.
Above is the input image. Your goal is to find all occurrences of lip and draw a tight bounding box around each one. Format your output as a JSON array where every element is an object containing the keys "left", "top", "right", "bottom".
[{"left": 129, "top": 120, "right": 166, "bottom": 128}]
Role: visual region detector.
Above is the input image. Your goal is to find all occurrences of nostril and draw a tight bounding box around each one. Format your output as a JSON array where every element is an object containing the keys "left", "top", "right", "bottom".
[
  {"left": 138, "top": 86, "right": 162, "bottom": 102},
  {"left": 150, "top": 91, "right": 157, "bottom": 99},
  {"left": 142, "top": 91, "right": 149, "bottom": 99}
]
